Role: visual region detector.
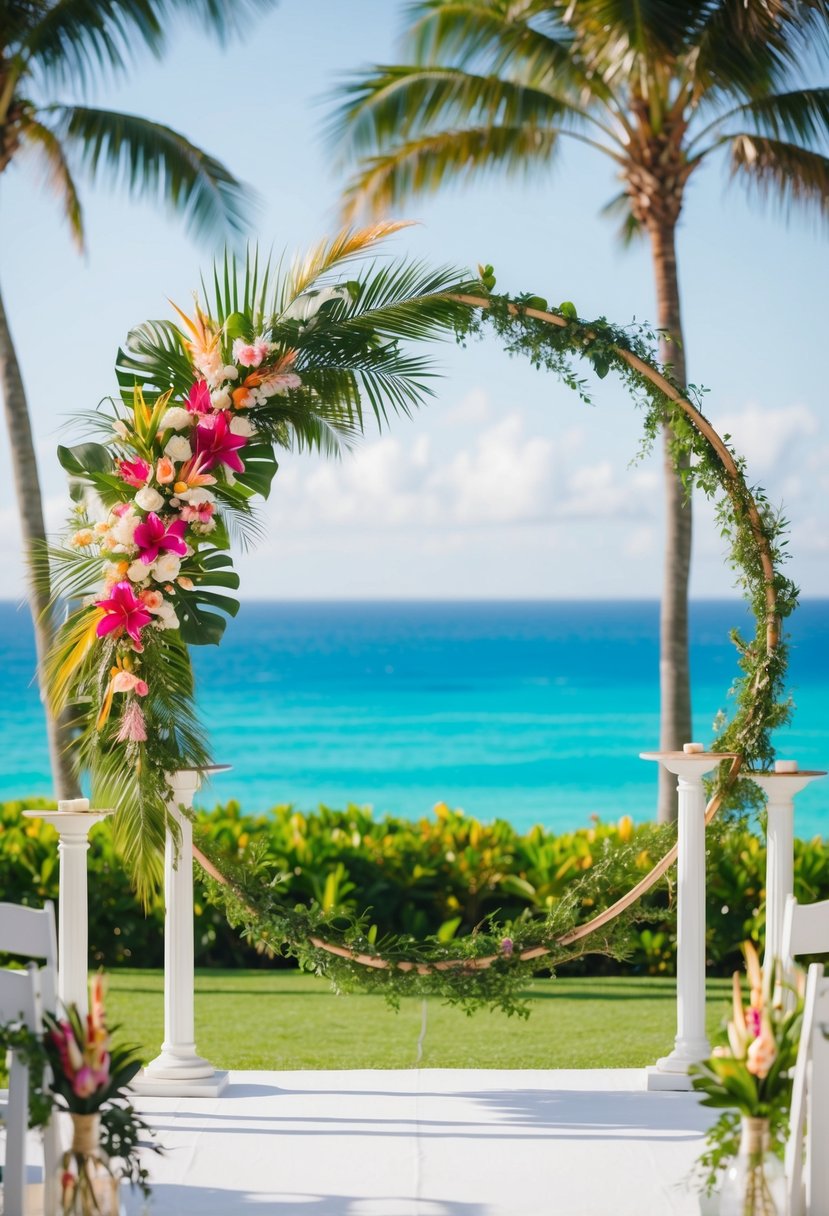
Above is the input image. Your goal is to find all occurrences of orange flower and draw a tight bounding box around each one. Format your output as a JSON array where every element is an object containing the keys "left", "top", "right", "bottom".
[
  {"left": 173, "top": 453, "right": 216, "bottom": 495},
  {"left": 156, "top": 456, "right": 176, "bottom": 484}
]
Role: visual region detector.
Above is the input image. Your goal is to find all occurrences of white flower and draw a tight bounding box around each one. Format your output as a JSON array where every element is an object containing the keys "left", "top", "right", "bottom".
[
  {"left": 160, "top": 407, "right": 192, "bottom": 431},
  {"left": 192, "top": 517, "right": 217, "bottom": 535},
  {"left": 108, "top": 508, "right": 139, "bottom": 548},
  {"left": 164, "top": 435, "right": 192, "bottom": 462},
  {"left": 229, "top": 414, "right": 256, "bottom": 437},
  {"left": 134, "top": 486, "right": 165, "bottom": 512},
  {"left": 225, "top": 470, "right": 236, "bottom": 486},
  {"left": 126, "top": 560, "right": 149, "bottom": 583},
  {"left": 211, "top": 387, "right": 231, "bottom": 411},
  {"left": 112, "top": 420, "right": 129, "bottom": 440},
  {"left": 222, "top": 365, "right": 239, "bottom": 381},
  {"left": 176, "top": 485, "right": 214, "bottom": 505},
  {"left": 155, "top": 601, "right": 180, "bottom": 630},
  {"left": 152, "top": 553, "right": 182, "bottom": 582}
]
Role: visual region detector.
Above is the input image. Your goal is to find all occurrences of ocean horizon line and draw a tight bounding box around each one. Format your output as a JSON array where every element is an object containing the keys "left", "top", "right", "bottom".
[{"left": 1, "top": 594, "right": 827, "bottom": 606}]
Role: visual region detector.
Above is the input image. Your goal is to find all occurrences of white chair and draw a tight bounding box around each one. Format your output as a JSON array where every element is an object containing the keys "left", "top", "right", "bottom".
[
  {"left": 0, "top": 964, "right": 42, "bottom": 1216},
  {"left": 785, "top": 962, "right": 829, "bottom": 1216},
  {"left": 782, "top": 894, "right": 829, "bottom": 970},
  {"left": 0, "top": 903, "right": 60, "bottom": 1216}
]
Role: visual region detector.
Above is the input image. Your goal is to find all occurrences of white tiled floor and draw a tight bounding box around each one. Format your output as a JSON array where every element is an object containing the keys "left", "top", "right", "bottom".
[{"left": 112, "top": 1068, "right": 717, "bottom": 1215}]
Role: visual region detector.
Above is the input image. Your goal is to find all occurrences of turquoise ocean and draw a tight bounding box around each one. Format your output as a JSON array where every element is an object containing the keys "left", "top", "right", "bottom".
[{"left": 1, "top": 599, "right": 826, "bottom": 835}]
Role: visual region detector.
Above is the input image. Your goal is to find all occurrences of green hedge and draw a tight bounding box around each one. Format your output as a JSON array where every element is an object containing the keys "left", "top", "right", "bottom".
[{"left": 3, "top": 799, "right": 828, "bottom": 974}]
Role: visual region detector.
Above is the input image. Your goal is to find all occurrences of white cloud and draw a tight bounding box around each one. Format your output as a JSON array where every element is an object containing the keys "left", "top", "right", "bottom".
[{"left": 716, "top": 403, "right": 819, "bottom": 476}]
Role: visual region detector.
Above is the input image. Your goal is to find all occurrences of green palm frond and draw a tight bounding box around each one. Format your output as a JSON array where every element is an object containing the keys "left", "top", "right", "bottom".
[
  {"left": 728, "top": 134, "right": 829, "bottom": 226},
  {"left": 599, "top": 189, "right": 645, "bottom": 246},
  {"left": 333, "top": 63, "right": 593, "bottom": 157},
  {"left": 116, "top": 319, "right": 193, "bottom": 401},
  {"left": 693, "top": 0, "right": 829, "bottom": 97},
  {"left": 49, "top": 104, "right": 254, "bottom": 242},
  {"left": 21, "top": 116, "right": 85, "bottom": 248},
  {"left": 22, "top": 0, "right": 279, "bottom": 86},
  {"left": 341, "top": 124, "right": 560, "bottom": 221},
  {"left": 701, "top": 88, "right": 829, "bottom": 149},
  {"left": 407, "top": 0, "right": 585, "bottom": 93},
  {"left": 282, "top": 221, "right": 415, "bottom": 304},
  {"left": 564, "top": 0, "right": 708, "bottom": 61}
]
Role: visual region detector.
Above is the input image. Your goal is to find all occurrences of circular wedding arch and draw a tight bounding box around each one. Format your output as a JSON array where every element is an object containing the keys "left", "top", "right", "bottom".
[{"left": 190, "top": 286, "right": 792, "bottom": 995}]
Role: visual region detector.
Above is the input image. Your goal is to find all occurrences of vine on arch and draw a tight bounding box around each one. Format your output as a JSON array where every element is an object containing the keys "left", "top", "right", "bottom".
[{"left": 39, "top": 227, "right": 796, "bottom": 1012}]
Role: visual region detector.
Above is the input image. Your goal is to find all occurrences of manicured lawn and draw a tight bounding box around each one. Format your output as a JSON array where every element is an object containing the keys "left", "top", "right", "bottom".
[{"left": 107, "top": 970, "right": 732, "bottom": 1070}]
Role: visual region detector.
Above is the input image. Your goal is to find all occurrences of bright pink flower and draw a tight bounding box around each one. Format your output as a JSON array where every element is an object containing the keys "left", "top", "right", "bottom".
[
  {"left": 133, "top": 512, "right": 188, "bottom": 565},
  {"left": 116, "top": 701, "right": 147, "bottom": 743},
  {"left": 746, "top": 1006, "right": 762, "bottom": 1039},
  {"left": 118, "top": 458, "right": 151, "bottom": 488},
  {"left": 185, "top": 380, "right": 212, "bottom": 415},
  {"left": 179, "top": 500, "right": 215, "bottom": 524},
  {"left": 112, "top": 501, "right": 132, "bottom": 518},
  {"left": 71, "top": 1066, "right": 97, "bottom": 1098},
  {"left": 95, "top": 582, "right": 153, "bottom": 644},
  {"left": 193, "top": 411, "right": 247, "bottom": 473}
]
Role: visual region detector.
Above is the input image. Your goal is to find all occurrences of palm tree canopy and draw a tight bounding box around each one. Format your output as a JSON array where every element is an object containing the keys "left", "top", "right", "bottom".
[
  {"left": 0, "top": 0, "right": 278, "bottom": 244},
  {"left": 332, "top": 0, "right": 829, "bottom": 232}
]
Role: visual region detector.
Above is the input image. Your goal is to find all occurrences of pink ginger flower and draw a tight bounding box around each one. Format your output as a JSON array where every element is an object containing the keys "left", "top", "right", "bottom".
[
  {"left": 117, "top": 457, "right": 151, "bottom": 488},
  {"left": 71, "top": 1066, "right": 97, "bottom": 1099},
  {"left": 185, "top": 379, "right": 212, "bottom": 415},
  {"left": 116, "top": 701, "right": 147, "bottom": 743},
  {"left": 133, "top": 512, "right": 188, "bottom": 565},
  {"left": 746, "top": 1005, "right": 762, "bottom": 1039},
  {"left": 193, "top": 411, "right": 247, "bottom": 473},
  {"left": 232, "top": 335, "right": 270, "bottom": 368},
  {"left": 95, "top": 582, "right": 153, "bottom": 644}
]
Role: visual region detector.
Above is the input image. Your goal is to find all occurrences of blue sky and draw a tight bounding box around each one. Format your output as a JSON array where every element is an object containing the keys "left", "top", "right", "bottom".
[{"left": 1, "top": 0, "right": 826, "bottom": 600}]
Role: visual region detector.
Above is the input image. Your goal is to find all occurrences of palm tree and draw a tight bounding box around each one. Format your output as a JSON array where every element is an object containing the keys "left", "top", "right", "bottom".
[
  {"left": 332, "top": 0, "right": 829, "bottom": 821},
  {"left": 0, "top": 0, "right": 273, "bottom": 797}
]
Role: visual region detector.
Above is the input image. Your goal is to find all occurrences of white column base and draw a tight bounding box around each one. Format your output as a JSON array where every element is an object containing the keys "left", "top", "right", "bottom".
[
  {"left": 645, "top": 1065, "right": 695, "bottom": 1092},
  {"left": 131, "top": 1068, "right": 229, "bottom": 1098}
]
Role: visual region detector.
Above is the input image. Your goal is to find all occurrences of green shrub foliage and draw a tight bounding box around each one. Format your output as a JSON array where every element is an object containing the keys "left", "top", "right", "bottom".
[{"left": 3, "top": 799, "right": 827, "bottom": 974}]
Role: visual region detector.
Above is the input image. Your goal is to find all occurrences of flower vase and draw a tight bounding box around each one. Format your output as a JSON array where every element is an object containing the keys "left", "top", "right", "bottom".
[
  {"left": 59, "top": 1114, "right": 122, "bottom": 1216},
  {"left": 718, "top": 1117, "right": 786, "bottom": 1216}
]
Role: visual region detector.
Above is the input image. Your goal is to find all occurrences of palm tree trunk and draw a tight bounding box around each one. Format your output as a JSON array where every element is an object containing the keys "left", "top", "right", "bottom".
[
  {"left": 647, "top": 220, "right": 693, "bottom": 824},
  {"left": 0, "top": 277, "right": 80, "bottom": 798}
]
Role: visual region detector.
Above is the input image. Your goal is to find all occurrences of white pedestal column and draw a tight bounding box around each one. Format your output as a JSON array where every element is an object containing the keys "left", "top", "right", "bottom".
[
  {"left": 133, "top": 766, "right": 229, "bottom": 1097},
  {"left": 24, "top": 801, "right": 113, "bottom": 1016},
  {"left": 746, "top": 761, "right": 826, "bottom": 969},
  {"left": 640, "top": 745, "right": 737, "bottom": 1091}
]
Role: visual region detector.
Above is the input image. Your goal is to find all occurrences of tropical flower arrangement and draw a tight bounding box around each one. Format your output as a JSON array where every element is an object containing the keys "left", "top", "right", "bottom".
[
  {"left": 5, "top": 974, "right": 158, "bottom": 1215},
  {"left": 43, "top": 223, "right": 472, "bottom": 898},
  {"left": 691, "top": 943, "right": 802, "bottom": 1212}
]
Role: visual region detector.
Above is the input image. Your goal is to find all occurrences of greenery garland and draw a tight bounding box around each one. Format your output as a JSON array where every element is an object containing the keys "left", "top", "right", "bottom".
[{"left": 41, "top": 232, "right": 797, "bottom": 1009}]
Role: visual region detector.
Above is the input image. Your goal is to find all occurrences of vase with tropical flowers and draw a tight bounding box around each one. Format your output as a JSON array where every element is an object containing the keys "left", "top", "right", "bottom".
[
  {"left": 691, "top": 942, "right": 802, "bottom": 1216},
  {"left": 42, "top": 974, "right": 156, "bottom": 1215}
]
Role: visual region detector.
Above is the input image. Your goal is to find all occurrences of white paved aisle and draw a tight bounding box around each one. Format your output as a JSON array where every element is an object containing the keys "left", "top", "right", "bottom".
[{"left": 125, "top": 1068, "right": 717, "bottom": 1216}]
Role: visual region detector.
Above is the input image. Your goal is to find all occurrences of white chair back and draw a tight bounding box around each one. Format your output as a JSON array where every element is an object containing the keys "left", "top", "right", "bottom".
[
  {"left": 786, "top": 962, "right": 829, "bottom": 1216},
  {"left": 0, "top": 902, "right": 58, "bottom": 1013},
  {"left": 782, "top": 894, "right": 829, "bottom": 972},
  {"left": 0, "top": 964, "right": 42, "bottom": 1216},
  {"left": 0, "top": 902, "right": 60, "bottom": 1215}
]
